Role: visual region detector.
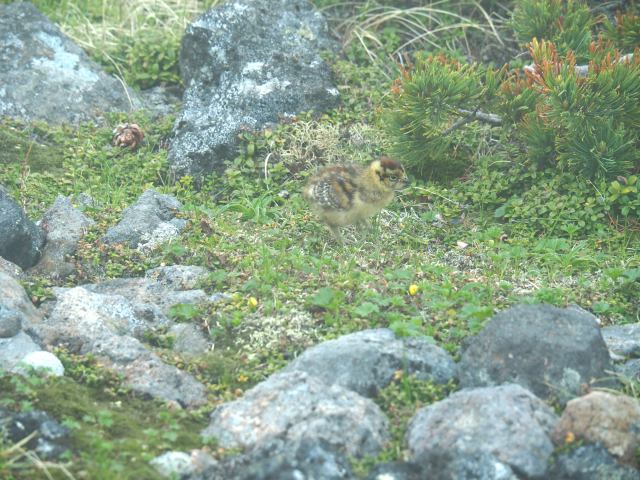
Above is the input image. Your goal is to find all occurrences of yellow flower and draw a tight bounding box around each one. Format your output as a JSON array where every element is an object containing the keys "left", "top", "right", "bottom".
[
  {"left": 408, "top": 284, "right": 419, "bottom": 296},
  {"left": 565, "top": 431, "right": 575, "bottom": 444},
  {"left": 248, "top": 297, "right": 258, "bottom": 308}
]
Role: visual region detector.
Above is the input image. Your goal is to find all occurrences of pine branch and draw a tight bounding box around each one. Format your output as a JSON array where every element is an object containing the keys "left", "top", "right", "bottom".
[
  {"left": 442, "top": 53, "right": 636, "bottom": 135},
  {"left": 524, "top": 53, "right": 635, "bottom": 77},
  {"left": 441, "top": 108, "right": 502, "bottom": 136},
  {"left": 458, "top": 109, "right": 503, "bottom": 126}
]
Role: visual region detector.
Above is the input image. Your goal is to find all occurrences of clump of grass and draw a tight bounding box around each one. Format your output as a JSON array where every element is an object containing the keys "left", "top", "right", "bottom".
[
  {"left": 318, "top": 1, "right": 513, "bottom": 75},
  {"left": 29, "top": 0, "right": 224, "bottom": 88},
  {"left": 352, "top": 374, "right": 456, "bottom": 475},
  {"left": 0, "top": 433, "right": 76, "bottom": 480}
]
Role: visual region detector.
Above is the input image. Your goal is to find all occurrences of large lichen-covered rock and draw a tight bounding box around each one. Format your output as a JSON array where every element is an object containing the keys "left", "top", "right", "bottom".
[
  {"left": 0, "top": 2, "right": 141, "bottom": 124},
  {"left": 30, "top": 286, "right": 207, "bottom": 407},
  {"left": 168, "top": 0, "right": 340, "bottom": 178}
]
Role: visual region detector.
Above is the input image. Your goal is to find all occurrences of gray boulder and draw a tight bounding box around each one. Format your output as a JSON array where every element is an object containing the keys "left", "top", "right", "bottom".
[
  {"left": 366, "top": 461, "right": 423, "bottom": 480},
  {"left": 458, "top": 304, "right": 615, "bottom": 404},
  {"left": 405, "top": 451, "right": 519, "bottom": 480},
  {"left": 0, "top": 272, "right": 42, "bottom": 370},
  {"left": 30, "top": 195, "right": 95, "bottom": 279},
  {"left": 169, "top": 0, "right": 340, "bottom": 178},
  {"left": 0, "top": 257, "right": 23, "bottom": 279},
  {"left": 102, "top": 189, "right": 186, "bottom": 250},
  {"left": 81, "top": 267, "right": 211, "bottom": 318},
  {"left": 0, "top": 305, "right": 22, "bottom": 338},
  {"left": 406, "top": 384, "right": 558, "bottom": 479},
  {"left": 281, "top": 328, "right": 457, "bottom": 397},
  {"left": 1, "top": 409, "right": 70, "bottom": 460},
  {"left": 546, "top": 444, "right": 640, "bottom": 480},
  {"left": 201, "top": 370, "right": 389, "bottom": 458},
  {"left": 193, "top": 438, "right": 353, "bottom": 480},
  {"left": 553, "top": 391, "right": 640, "bottom": 466},
  {"left": 30, "top": 286, "right": 207, "bottom": 407},
  {"left": 602, "top": 323, "right": 640, "bottom": 358},
  {"left": 0, "top": 189, "right": 45, "bottom": 269},
  {"left": 0, "top": 2, "right": 141, "bottom": 124},
  {"left": 0, "top": 271, "right": 42, "bottom": 330}
]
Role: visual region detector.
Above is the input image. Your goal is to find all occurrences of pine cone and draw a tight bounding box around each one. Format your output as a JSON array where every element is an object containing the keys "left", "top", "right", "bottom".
[{"left": 112, "top": 123, "right": 145, "bottom": 149}]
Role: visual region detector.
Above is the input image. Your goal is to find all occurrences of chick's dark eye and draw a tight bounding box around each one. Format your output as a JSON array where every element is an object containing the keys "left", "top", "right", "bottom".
[{"left": 389, "top": 175, "right": 398, "bottom": 180}]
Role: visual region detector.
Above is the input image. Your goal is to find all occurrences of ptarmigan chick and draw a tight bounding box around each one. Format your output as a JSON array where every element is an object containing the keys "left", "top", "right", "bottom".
[{"left": 303, "top": 156, "right": 408, "bottom": 242}]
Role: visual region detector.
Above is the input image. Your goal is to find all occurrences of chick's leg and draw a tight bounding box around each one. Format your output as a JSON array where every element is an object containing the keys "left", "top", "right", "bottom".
[
  {"left": 355, "top": 219, "right": 370, "bottom": 231},
  {"left": 328, "top": 224, "right": 344, "bottom": 244}
]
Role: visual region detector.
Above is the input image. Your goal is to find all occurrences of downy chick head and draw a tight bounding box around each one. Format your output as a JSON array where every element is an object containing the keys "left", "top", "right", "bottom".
[{"left": 368, "top": 156, "right": 408, "bottom": 192}]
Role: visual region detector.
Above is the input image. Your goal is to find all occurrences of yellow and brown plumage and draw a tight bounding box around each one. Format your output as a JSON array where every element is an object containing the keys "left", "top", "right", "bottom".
[{"left": 303, "top": 156, "right": 408, "bottom": 241}]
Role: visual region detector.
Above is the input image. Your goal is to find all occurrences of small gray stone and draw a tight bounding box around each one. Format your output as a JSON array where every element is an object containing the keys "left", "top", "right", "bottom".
[
  {"left": 202, "top": 370, "right": 389, "bottom": 458},
  {"left": 0, "top": 257, "right": 23, "bottom": 279},
  {"left": 406, "top": 384, "right": 558, "bottom": 479},
  {"left": 547, "top": 444, "right": 640, "bottom": 479},
  {"left": 31, "top": 195, "right": 94, "bottom": 279},
  {"left": 0, "top": 331, "right": 41, "bottom": 371},
  {"left": 169, "top": 0, "right": 339, "bottom": 178},
  {"left": 602, "top": 323, "right": 640, "bottom": 358},
  {"left": 282, "top": 328, "right": 457, "bottom": 397},
  {"left": 0, "top": 305, "right": 22, "bottom": 338},
  {"left": 151, "top": 451, "right": 191, "bottom": 478},
  {"left": 366, "top": 461, "right": 423, "bottom": 480},
  {"left": 15, "top": 350, "right": 65, "bottom": 377},
  {"left": 0, "top": 2, "right": 142, "bottom": 124},
  {"left": 146, "top": 265, "right": 210, "bottom": 290},
  {"left": 102, "top": 189, "right": 184, "bottom": 249},
  {"left": 0, "top": 189, "right": 45, "bottom": 269},
  {"left": 0, "top": 272, "right": 42, "bottom": 333},
  {"left": 458, "top": 304, "right": 615, "bottom": 405},
  {"left": 169, "top": 323, "right": 210, "bottom": 358},
  {"left": 150, "top": 451, "right": 218, "bottom": 478}
]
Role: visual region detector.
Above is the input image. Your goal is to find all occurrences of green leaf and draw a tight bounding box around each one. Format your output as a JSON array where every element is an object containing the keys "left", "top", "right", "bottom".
[
  {"left": 168, "top": 303, "right": 201, "bottom": 322},
  {"left": 310, "top": 287, "right": 337, "bottom": 308},
  {"left": 352, "top": 302, "right": 379, "bottom": 317},
  {"left": 494, "top": 204, "right": 507, "bottom": 218}
]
